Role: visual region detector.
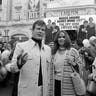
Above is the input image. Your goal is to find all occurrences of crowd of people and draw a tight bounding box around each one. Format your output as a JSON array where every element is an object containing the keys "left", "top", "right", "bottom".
[
  {"left": 0, "top": 18, "right": 96, "bottom": 96},
  {"left": 78, "top": 17, "right": 96, "bottom": 42}
]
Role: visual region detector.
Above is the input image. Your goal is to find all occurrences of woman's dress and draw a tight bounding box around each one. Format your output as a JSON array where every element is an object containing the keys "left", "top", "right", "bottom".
[{"left": 53, "top": 48, "right": 82, "bottom": 96}]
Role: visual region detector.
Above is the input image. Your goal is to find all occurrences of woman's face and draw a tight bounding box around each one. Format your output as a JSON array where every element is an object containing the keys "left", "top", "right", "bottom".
[{"left": 58, "top": 32, "right": 65, "bottom": 46}]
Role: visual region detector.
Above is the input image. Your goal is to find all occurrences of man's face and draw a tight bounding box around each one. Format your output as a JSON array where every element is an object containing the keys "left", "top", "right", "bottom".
[
  {"left": 32, "top": 24, "right": 46, "bottom": 40},
  {"left": 84, "top": 22, "right": 88, "bottom": 27},
  {"left": 52, "top": 23, "right": 56, "bottom": 28}
]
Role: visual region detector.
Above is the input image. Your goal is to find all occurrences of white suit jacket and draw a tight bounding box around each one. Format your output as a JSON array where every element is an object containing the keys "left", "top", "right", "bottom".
[{"left": 6, "top": 39, "right": 51, "bottom": 96}]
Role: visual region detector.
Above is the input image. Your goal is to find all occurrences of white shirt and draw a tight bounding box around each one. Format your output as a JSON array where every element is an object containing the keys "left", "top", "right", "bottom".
[{"left": 54, "top": 50, "right": 68, "bottom": 80}]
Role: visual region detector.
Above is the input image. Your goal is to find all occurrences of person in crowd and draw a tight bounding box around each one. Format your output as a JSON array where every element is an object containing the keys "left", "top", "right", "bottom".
[
  {"left": 76, "top": 39, "right": 84, "bottom": 50},
  {"left": 0, "top": 42, "right": 11, "bottom": 87},
  {"left": 86, "top": 38, "right": 96, "bottom": 96},
  {"left": 5, "top": 20, "right": 52, "bottom": 96},
  {"left": 79, "top": 37, "right": 96, "bottom": 86},
  {"left": 52, "top": 30, "right": 83, "bottom": 96},
  {"left": 87, "top": 17, "right": 96, "bottom": 39},
  {"left": 52, "top": 22, "right": 60, "bottom": 41},
  {"left": 79, "top": 39, "right": 92, "bottom": 86},
  {"left": 88, "top": 36, "right": 96, "bottom": 58},
  {"left": 71, "top": 39, "right": 82, "bottom": 50},
  {"left": 45, "top": 19, "right": 53, "bottom": 45},
  {"left": 8, "top": 39, "right": 19, "bottom": 96},
  {"left": 78, "top": 20, "right": 88, "bottom": 42},
  {"left": 0, "top": 49, "right": 11, "bottom": 87},
  {"left": 1, "top": 49, "right": 11, "bottom": 65},
  {"left": 0, "top": 42, "right": 4, "bottom": 53}
]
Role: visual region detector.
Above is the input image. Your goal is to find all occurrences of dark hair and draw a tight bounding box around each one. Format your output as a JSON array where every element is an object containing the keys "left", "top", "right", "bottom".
[
  {"left": 48, "top": 19, "right": 51, "bottom": 22},
  {"left": 52, "top": 30, "right": 71, "bottom": 55},
  {"left": 83, "top": 20, "right": 88, "bottom": 24},
  {"left": 89, "top": 17, "right": 93, "bottom": 21},
  {"left": 32, "top": 20, "right": 46, "bottom": 30},
  {"left": 52, "top": 22, "right": 56, "bottom": 24},
  {"left": 76, "top": 39, "right": 83, "bottom": 48}
]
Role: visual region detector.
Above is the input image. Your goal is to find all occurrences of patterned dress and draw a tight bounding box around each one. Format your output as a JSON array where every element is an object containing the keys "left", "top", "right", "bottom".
[
  {"left": 51, "top": 47, "right": 83, "bottom": 96},
  {"left": 61, "top": 48, "right": 83, "bottom": 96}
]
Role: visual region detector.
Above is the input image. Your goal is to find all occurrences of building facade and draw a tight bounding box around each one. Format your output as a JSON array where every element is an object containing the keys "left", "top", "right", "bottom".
[
  {"left": 44, "top": 0, "right": 96, "bottom": 31},
  {"left": 0, "top": 0, "right": 43, "bottom": 42},
  {"left": 45, "top": 0, "right": 96, "bottom": 16},
  {"left": 0, "top": 0, "right": 96, "bottom": 42}
]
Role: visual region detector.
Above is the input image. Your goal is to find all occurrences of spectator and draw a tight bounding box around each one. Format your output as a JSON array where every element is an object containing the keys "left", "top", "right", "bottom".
[
  {"left": 87, "top": 17, "right": 96, "bottom": 39},
  {"left": 45, "top": 19, "right": 53, "bottom": 45},
  {"left": 0, "top": 42, "right": 4, "bottom": 53},
  {"left": 78, "top": 20, "right": 88, "bottom": 42},
  {"left": 8, "top": 39, "right": 19, "bottom": 96},
  {"left": 52, "top": 22, "right": 60, "bottom": 41},
  {"left": 86, "top": 38, "right": 96, "bottom": 96},
  {"left": 79, "top": 38, "right": 96, "bottom": 86}
]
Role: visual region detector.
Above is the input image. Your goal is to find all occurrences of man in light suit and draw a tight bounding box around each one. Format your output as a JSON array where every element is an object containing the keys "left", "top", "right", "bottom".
[{"left": 6, "top": 20, "right": 52, "bottom": 96}]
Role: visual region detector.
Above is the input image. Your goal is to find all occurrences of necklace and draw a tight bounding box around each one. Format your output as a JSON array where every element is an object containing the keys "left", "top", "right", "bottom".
[
  {"left": 59, "top": 47, "right": 66, "bottom": 51},
  {"left": 58, "top": 47, "right": 66, "bottom": 54}
]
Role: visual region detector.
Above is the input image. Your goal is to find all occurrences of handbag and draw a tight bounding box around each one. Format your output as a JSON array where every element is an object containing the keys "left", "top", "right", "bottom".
[
  {"left": 70, "top": 64, "right": 86, "bottom": 95},
  {"left": 87, "top": 80, "right": 96, "bottom": 95},
  {"left": 87, "top": 68, "right": 96, "bottom": 95}
]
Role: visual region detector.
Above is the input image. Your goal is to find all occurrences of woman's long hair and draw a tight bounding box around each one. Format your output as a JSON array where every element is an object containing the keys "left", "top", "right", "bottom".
[{"left": 52, "top": 30, "right": 71, "bottom": 55}]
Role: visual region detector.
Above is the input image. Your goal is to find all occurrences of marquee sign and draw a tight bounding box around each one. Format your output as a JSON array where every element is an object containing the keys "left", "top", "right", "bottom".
[{"left": 44, "top": 15, "right": 96, "bottom": 30}]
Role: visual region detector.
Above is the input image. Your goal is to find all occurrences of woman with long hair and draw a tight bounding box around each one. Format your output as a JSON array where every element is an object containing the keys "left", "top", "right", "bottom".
[{"left": 52, "top": 30, "right": 83, "bottom": 96}]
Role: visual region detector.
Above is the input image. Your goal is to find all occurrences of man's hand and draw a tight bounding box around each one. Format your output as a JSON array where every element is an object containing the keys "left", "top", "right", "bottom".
[{"left": 17, "top": 53, "right": 28, "bottom": 69}]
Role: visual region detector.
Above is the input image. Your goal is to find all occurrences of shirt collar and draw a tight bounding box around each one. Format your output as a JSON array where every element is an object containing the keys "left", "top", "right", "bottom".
[{"left": 30, "top": 39, "right": 45, "bottom": 51}]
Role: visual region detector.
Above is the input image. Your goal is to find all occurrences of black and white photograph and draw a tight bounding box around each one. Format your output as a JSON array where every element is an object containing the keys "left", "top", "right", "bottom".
[{"left": 0, "top": 0, "right": 96, "bottom": 96}]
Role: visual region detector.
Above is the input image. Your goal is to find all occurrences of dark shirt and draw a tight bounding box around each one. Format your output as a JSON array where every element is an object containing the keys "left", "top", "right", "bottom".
[
  {"left": 52, "top": 26, "right": 60, "bottom": 41},
  {"left": 38, "top": 56, "right": 43, "bottom": 86},
  {"left": 87, "top": 25, "right": 95, "bottom": 39},
  {"left": 32, "top": 38, "right": 43, "bottom": 86},
  {"left": 45, "top": 26, "right": 53, "bottom": 45},
  {"left": 78, "top": 25, "right": 88, "bottom": 41}
]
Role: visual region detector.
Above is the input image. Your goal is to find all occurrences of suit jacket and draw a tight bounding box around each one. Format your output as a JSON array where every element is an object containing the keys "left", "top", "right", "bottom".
[{"left": 6, "top": 39, "right": 51, "bottom": 96}]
